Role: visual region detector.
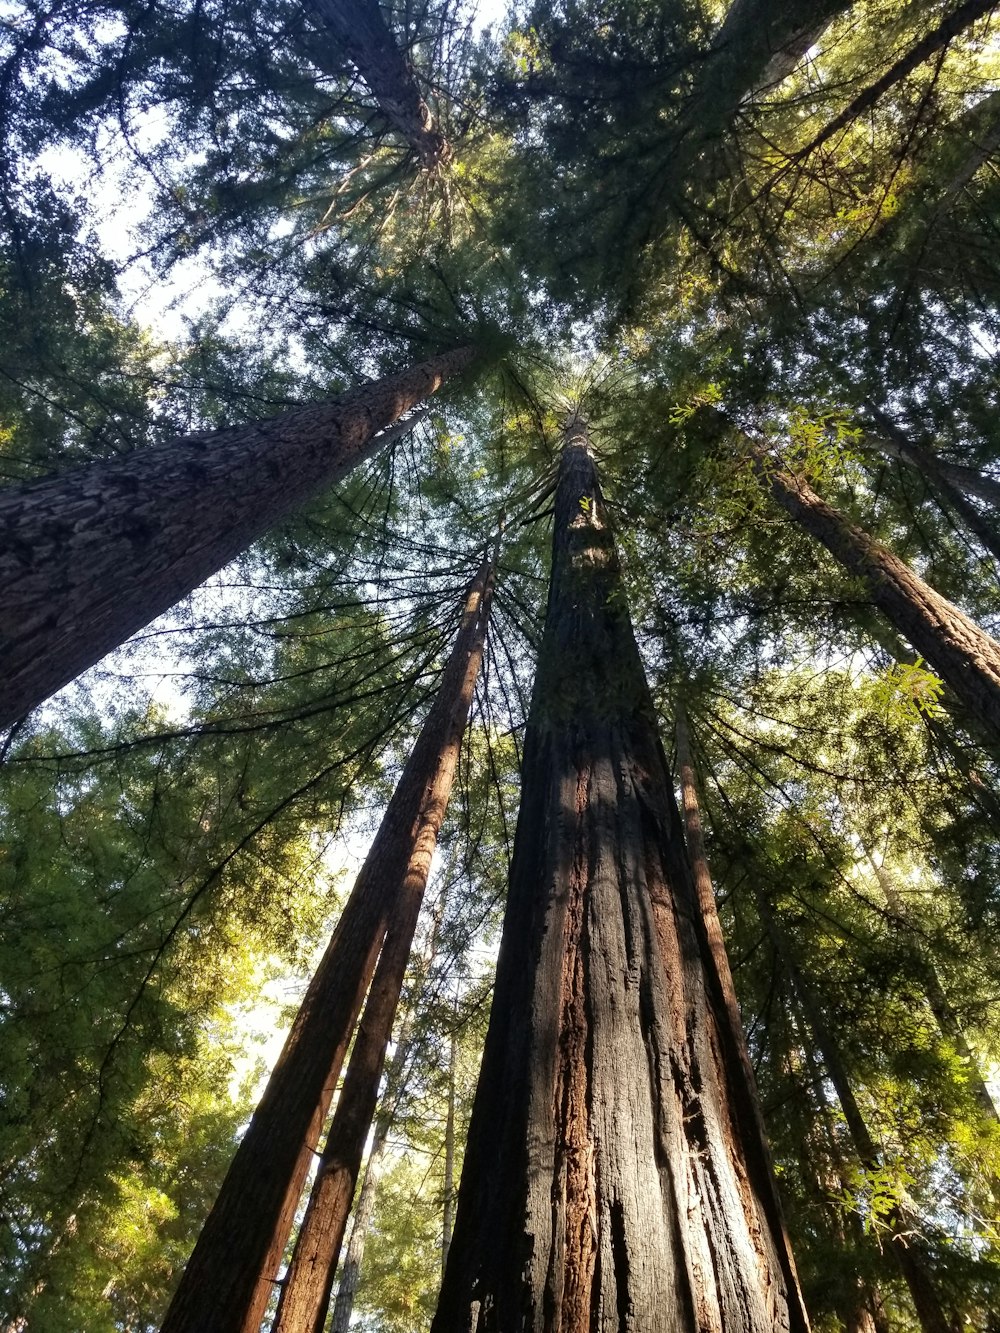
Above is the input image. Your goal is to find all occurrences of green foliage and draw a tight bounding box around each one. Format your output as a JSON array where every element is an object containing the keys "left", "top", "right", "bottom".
[{"left": 5, "top": 0, "right": 1000, "bottom": 1326}]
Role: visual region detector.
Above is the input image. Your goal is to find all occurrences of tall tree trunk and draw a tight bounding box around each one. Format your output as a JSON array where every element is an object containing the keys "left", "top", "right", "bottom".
[
  {"left": 677, "top": 0, "right": 851, "bottom": 144},
  {"left": 791, "top": 1039, "right": 890, "bottom": 1333},
  {"left": 674, "top": 707, "right": 808, "bottom": 1286},
  {"left": 306, "top": 0, "right": 448, "bottom": 167},
  {"left": 755, "top": 889, "right": 956, "bottom": 1333},
  {"left": 330, "top": 1121, "right": 389, "bottom": 1333},
  {"left": 0, "top": 346, "right": 474, "bottom": 729},
  {"left": 329, "top": 849, "right": 456, "bottom": 1333},
  {"left": 441, "top": 1014, "right": 458, "bottom": 1279},
  {"left": 160, "top": 556, "right": 493, "bottom": 1333},
  {"left": 271, "top": 567, "right": 493, "bottom": 1333},
  {"left": 432, "top": 419, "right": 809, "bottom": 1333},
  {"left": 758, "top": 455, "right": 1000, "bottom": 744},
  {"left": 863, "top": 406, "right": 1000, "bottom": 510}
]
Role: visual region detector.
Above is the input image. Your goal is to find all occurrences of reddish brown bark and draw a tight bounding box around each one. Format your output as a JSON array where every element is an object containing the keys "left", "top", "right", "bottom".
[
  {"left": 432, "top": 422, "right": 810, "bottom": 1333},
  {"left": 160, "top": 557, "right": 493, "bottom": 1333},
  {"left": 270, "top": 562, "right": 494, "bottom": 1333},
  {"left": 0, "top": 346, "right": 474, "bottom": 730},
  {"left": 761, "top": 458, "right": 1000, "bottom": 744}
]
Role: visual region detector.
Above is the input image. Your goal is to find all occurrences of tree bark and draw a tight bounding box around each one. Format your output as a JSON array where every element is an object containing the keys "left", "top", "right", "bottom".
[
  {"left": 756, "top": 890, "right": 956, "bottom": 1333},
  {"left": 759, "top": 456, "right": 1000, "bottom": 745},
  {"left": 432, "top": 420, "right": 810, "bottom": 1333},
  {"left": 0, "top": 346, "right": 474, "bottom": 730},
  {"left": 270, "top": 566, "right": 493, "bottom": 1333},
  {"left": 862, "top": 406, "right": 1000, "bottom": 513},
  {"left": 160, "top": 555, "right": 494, "bottom": 1333},
  {"left": 330, "top": 1122, "right": 389, "bottom": 1333},
  {"left": 678, "top": 0, "right": 851, "bottom": 143},
  {"left": 441, "top": 1017, "right": 458, "bottom": 1279},
  {"left": 306, "top": 0, "right": 448, "bottom": 167}
]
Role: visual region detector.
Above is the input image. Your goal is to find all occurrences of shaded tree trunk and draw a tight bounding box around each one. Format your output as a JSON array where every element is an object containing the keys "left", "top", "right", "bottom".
[
  {"left": 863, "top": 407, "right": 1000, "bottom": 509},
  {"left": 270, "top": 567, "right": 493, "bottom": 1333},
  {"left": 861, "top": 409, "right": 1000, "bottom": 560},
  {"left": 306, "top": 0, "right": 448, "bottom": 166},
  {"left": 432, "top": 420, "right": 809, "bottom": 1333},
  {"left": 755, "top": 890, "right": 956, "bottom": 1333},
  {"left": 441, "top": 1016, "right": 457, "bottom": 1279},
  {"left": 330, "top": 1122, "right": 389, "bottom": 1333},
  {"left": 160, "top": 556, "right": 493, "bottom": 1333},
  {"left": 679, "top": 0, "right": 851, "bottom": 142},
  {"left": 0, "top": 346, "right": 474, "bottom": 730},
  {"left": 759, "top": 456, "right": 1000, "bottom": 744},
  {"left": 795, "top": 0, "right": 999, "bottom": 161}
]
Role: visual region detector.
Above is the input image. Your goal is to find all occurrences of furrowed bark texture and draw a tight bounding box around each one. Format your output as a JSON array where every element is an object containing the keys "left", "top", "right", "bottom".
[
  {"left": 0, "top": 346, "right": 473, "bottom": 729},
  {"left": 307, "top": 0, "right": 448, "bottom": 166},
  {"left": 432, "top": 426, "right": 809, "bottom": 1333},
  {"left": 160, "top": 556, "right": 493, "bottom": 1333},
  {"left": 762, "top": 460, "right": 1000, "bottom": 745},
  {"left": 271, "top": 565, "right": 493, "bottom": 1333}
]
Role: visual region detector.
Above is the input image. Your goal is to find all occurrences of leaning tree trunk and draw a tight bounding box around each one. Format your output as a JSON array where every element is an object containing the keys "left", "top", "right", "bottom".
[
  {"left": 758, "top": 455, "right": 1000, "bottom": 745},
  {"left": 330, "top": 1129, "right": 387, "bottom": 1333},
  {"left": 863, "top": 406, "right": 1000, "bottom": 510},
  {"left": 432, "top": 420, "right": 810, "bottom": 1333},
  {"left": 673, "top": 0, "right": 851, "bottom": 148},
  {"left": 271, "top": 566, "right": 493, "bottom": 1333},
  {"left": 0, "top": 345, "right": 474, "bottom": 729},
  {"left": 306, "top": 0, "right": 448, "bottom": 167},
  {"left": 160, "top": 557, "right": 493, "bottom": 1333},
  {"left": 755, "top": 888, "right": 956, "bottom": 1333}
]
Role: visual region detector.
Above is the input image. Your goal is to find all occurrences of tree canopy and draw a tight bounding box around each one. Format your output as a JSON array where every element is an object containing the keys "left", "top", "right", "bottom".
[{"left": 3, "top": 0, "right": 1000, "bottom": 1327}]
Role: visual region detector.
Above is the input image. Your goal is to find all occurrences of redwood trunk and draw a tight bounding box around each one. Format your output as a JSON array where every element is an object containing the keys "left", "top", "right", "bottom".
[
  {"left": 432, "top": 423, "right": 809, "bottom": 1333},
  {"left": 271, "top": 566, "right": 493, "bottom": 1333},
  {"left": 307, "top": 0, "right": 448, "bottom": 166},
  {"left": 0, "top": 346, "right": 474, "bottom": 729},
  {"left": 160, "top": 556, "right": 493, "bottom": 1333},
  {"left": 761, "top": 459, "right": 1000, "bottom": 744}
]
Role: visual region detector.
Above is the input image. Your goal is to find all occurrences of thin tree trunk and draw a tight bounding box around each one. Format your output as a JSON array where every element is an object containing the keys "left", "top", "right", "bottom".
[
  {"left": 160, "top": 557, "right": 494, "bottom": 1333},
  {"left": 791, "top": 1038, "right": 890, "bottom": 1333},
  {"left": 796, "top": 0, "right": 999, "bottom": 162},
  {"left": 441, "top": 1014, "right": 457, "bottom": 1280},
  {"left": 306, "top": 0, "right": 448, "bottom": 166},
  {"left": 674, "top": 706, "right": 808, "bottom": 1289},
  {"left": 0, "top": 346, "right": 474, "bottom": 729},
  {"left": 330, "top": 847, "right": 457, "bottom": 1333},
  {"left": 756, "top": 889, "right": 956, "bottom": 1333},
  {"left": 330, "top": 1123, "right": 389, "bottom": 1333},
  {"left": 863, "top": 406, "right": 1000, "bottom": 512},
  {"left": 270, "top": 568, "right": 492, "bottom": 1333},
  {"left": 759, "top": 455, "right": 1000, "bottom": 744},
  {"left": 432, "top": 419, "right": 809, "bottom": 1332}
]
